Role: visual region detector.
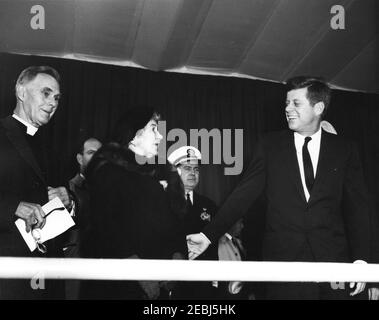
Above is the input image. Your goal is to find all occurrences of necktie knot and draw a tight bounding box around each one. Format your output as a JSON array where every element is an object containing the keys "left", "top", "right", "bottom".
[
  {"left": 186, "top": 193, "right": 192, "bottom": 206},
  {"left": 304, "top": 136, "right": 312, "bottom": 145}
]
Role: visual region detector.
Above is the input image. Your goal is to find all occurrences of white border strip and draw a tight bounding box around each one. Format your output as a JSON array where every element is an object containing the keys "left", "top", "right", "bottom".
[{"left": 1, "top": 258, "right": 379, "bottom": 282}]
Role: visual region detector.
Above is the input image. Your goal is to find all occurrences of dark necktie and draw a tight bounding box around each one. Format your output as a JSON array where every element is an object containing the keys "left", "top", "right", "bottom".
[
  {"left": 231, "top": 237, "right": 246, "bottom": 260},
  {"left": 186, "top": 193, "right": 192, "bottom": 208},
  {"left": 302, "top": 136, "right": 315, "bottom": 193}
]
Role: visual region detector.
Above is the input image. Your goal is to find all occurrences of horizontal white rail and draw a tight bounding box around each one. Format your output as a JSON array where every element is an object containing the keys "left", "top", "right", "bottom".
[{"left": 1, "top": 257, "right": 379, "bottom": 282}]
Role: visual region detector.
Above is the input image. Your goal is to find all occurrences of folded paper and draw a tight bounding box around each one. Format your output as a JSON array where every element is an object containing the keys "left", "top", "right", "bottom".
[{"left": 15, "top": 197, "right": 75, "bottom": 252}]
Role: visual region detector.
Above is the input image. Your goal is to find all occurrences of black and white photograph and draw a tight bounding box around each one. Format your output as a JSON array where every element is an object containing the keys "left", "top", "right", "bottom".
[{"left": 0, "top": 0, "right": 378, "bottom": 310}]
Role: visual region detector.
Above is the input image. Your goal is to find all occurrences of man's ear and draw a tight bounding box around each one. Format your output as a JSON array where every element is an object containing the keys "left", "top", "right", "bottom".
[
  {"left": 15, "top": 84, "right": 26, "bottom": 102},
  {"left": 314, "top": 101, "right": 325, "bottom": 116},
  {"left": 176, "top": 167, "right": 182, "bottom": 176},
  {"left": 76, "top": 153, "right": 83, "bottom": 166}
]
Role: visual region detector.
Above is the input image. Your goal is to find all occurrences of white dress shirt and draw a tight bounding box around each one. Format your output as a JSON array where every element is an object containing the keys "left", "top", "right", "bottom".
[
  {"left": 294, "top": 127, "right": 322, "bottom": 201},
  {"left": 185, "top": 190, "right": 194, "bottom": 204}
]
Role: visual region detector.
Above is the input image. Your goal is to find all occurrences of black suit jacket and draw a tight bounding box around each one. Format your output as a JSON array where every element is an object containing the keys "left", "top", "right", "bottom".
[
  {"left": 203, "top": 129, "right": 371, "bottom": 263},
  {"left": 171, "top": 191, "right": 219, "bottom": 299},
  {"left": 174, "top": 191, "right": 218, "bottom": 260},
  {"left": 0, "top": 116, "right": 63, "bottom": 299}
]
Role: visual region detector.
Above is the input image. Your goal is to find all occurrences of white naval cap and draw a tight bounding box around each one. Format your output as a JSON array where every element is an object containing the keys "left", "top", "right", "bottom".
[{"left": 167, "top": 146, "right": 202, "bottom": 166}]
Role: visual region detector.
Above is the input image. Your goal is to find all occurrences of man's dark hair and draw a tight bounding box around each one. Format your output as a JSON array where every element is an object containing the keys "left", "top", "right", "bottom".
[
  {"left": 75, "top": 136, "right": 101, "bottom": 155},
  {"left": 285, "top": 76, "right": 331, "bottom": 116},
  {"left": 16, "top": 66, "right": 61, "bottom": 87}
]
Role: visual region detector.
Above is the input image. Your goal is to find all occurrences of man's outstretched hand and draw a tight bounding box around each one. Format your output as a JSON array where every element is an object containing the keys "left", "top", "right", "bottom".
[{"left": 186, "top": 232, "right": 211, "bottom": 260}]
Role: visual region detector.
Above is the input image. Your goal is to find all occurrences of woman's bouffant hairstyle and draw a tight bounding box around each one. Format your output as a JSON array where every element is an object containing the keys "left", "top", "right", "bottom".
[{"left": 111, "top": 106, "right": 161, "bottom": 147}]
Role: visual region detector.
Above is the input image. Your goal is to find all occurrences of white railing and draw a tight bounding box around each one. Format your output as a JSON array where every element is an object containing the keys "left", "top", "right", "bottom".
[{"left": 1, "top": 257, "right": 379, "bottom": 282}]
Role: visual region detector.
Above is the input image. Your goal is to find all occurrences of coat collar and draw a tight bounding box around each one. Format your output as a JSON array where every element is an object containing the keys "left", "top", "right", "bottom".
[
  {"left": 70, "top": 173, "right": 86, "bottom": 188},
  {"left": 280, "top": 130, "right": 306, "bottom": 202},
  {"left": 308, "top": 130, "right": 335, "bottom": 204},
  {"left": 1, "top": 116, "right": 45, "bottom": 183}
]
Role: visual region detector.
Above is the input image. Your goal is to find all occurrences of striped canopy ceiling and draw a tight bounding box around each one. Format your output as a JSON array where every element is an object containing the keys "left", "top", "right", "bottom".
[{"left": 0, "top": 0, "right": 378, "bottom": 93}]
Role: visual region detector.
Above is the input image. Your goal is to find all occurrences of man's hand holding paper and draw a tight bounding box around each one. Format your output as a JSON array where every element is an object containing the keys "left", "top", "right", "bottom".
[
  {"left": 15, "top": 202, "right": 46, "bottom": 232},
  {"left": 15, "top": 197, "right": 75, "bottom": 252}
]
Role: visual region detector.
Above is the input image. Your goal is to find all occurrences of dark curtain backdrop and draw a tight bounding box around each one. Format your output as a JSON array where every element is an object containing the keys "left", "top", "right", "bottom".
[{"left": 1, "top": 52, "right": 378, "bottom": 263}]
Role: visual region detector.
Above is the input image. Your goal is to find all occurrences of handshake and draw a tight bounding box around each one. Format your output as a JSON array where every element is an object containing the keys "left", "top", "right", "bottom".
[{"left": 186, "top": 232, "right": 211, "bottom": 260}]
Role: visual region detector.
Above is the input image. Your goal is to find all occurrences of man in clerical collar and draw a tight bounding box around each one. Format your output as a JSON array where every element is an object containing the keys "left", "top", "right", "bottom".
[{"left": 0, "top": 66, "right": 74, "bottom": 299}]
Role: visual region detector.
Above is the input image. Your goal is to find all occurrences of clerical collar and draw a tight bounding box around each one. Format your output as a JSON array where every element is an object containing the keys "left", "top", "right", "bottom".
[{"left": 12, "top": 114, "right": 38, "bottom": 136}]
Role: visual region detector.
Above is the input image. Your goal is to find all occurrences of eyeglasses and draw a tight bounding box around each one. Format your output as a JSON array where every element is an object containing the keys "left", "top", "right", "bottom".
[
  {"left": 181, "top": 165, "right": 200, "bottom": 173},
  {"left": 31, "top": 228, "right": 47, "bottom": 254},
  {"left": 31, "top": 206, "right": 65, "bottom": 254}
]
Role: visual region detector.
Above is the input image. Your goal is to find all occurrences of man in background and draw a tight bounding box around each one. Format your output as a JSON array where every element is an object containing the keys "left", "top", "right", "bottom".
[
  {"left": 218, "top": 219, "right": 256, "bottom": 299},
  {"left": 167, "top": 146, "right": 219, "bottom": 299},
  {"left": 64, "top": 136, "right": 102, "bottom": 299},
  {"left": 69, "top": 136, "right": 102, "bottom": 239}
]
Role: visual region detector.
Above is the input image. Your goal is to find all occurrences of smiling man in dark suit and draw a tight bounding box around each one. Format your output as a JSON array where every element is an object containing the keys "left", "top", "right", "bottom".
[
  {"left": 187, "top": 77, "right": 372, "bottom": 299},
  {"left": 0, "top": 66, "right": 74, "bottom": 299}
]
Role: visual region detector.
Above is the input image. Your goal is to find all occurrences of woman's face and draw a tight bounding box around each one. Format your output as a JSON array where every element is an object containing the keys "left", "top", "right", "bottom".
[{"left": 133, "top": 119, "right": 163, "bottom": 158}]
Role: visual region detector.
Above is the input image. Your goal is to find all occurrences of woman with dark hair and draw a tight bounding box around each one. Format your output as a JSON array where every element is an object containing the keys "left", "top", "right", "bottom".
[{"left": 80, "top": 107, "right": 178, "bottom": 299}]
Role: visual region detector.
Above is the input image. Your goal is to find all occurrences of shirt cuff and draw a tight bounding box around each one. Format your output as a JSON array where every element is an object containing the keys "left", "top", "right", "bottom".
[
  {"left": 200, "top": 232, "right": 212, "bottom": 245},
  {"left": 68, "top": 200, "right": 76, "bottom": 217}
]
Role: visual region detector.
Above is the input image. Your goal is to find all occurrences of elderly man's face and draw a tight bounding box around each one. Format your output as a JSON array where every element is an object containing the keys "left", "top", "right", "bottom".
[
  {"left": 19, "top": 73, "right": 60, "bottom": 127},
  {"left": 179, "top": 160, "right": 200, "bottom": 191}
]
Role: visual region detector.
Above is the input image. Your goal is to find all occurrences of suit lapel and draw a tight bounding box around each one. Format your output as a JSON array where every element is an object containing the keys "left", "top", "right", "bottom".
[
  {"left": 1, "top": 116, "right": 46, "bottom": 183},
  {"left": 192, "top": 192, "right": 197, "bottom": 207},
  {"left": 280, "top": 131, "right": 307, "bottom": 202},
  {"left": 190, "top": 192, "right": 198, "bottom": 215}
]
